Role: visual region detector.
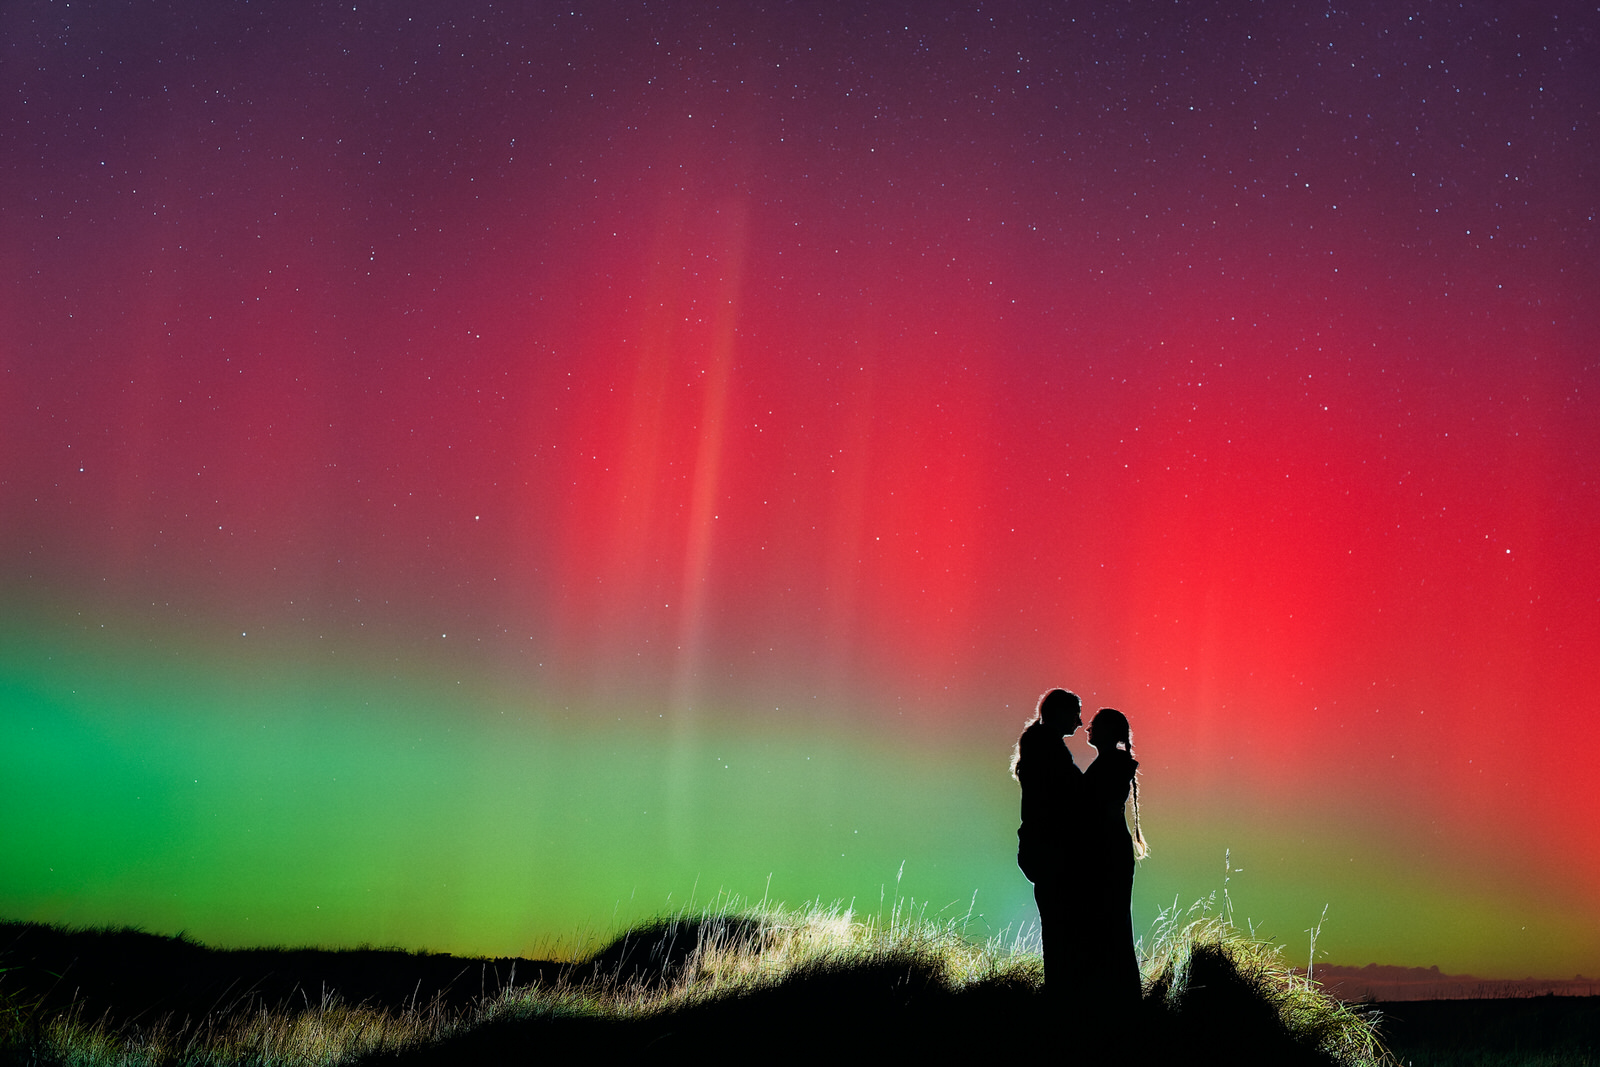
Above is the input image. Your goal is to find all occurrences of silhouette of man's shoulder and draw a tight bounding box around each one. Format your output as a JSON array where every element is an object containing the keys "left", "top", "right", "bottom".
[
  {"left": 1017, "top": 722, "right": 1079, "bottom": 775},
  {"left": 1016, "top": 721, "right": 1053, "bottom": 758},
  {"left": 1018, "top": 720, "right": 1049, "bottom": 744}
]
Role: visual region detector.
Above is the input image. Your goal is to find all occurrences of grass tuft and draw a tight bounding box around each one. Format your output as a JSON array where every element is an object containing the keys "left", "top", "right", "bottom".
[{"left": 1141, "top": 895, "right": 1395, "bottom": 1066}]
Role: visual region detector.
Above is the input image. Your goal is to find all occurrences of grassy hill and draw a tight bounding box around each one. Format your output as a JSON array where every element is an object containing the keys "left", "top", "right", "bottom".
[{"left": 3, "top": 899, "right": 1393, "bottom": 1065}]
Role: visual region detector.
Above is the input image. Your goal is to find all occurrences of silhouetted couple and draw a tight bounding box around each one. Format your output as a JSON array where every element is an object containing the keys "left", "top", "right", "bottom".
[{"left": 1012, "top": 688, "right": 1147, "bottom": 1019}]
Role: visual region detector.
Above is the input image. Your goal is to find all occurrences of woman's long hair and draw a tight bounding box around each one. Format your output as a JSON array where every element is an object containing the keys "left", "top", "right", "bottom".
[
  {"left": 1130, "top": 755, "right": 1149, "bottom": 860},
  {"left": 1093, "top": 708, "right": 1149, "bottom": 860}
]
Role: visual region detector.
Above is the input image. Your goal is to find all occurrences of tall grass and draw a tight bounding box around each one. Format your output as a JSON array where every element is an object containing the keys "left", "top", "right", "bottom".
[
  {"left": 8, "top": 998, "right": 446, "bottom": 1067},
  {"left": 3, "top": 896, "right": 1392, "bottom": 1066},
  {"left": 1141, "top": 893, "right": 1394, "bottom": 1066}
]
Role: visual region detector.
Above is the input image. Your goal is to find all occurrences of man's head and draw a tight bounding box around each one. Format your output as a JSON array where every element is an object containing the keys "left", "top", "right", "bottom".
[{"left": 1037, "top": 688, "right": 1082, "bottom": 736}]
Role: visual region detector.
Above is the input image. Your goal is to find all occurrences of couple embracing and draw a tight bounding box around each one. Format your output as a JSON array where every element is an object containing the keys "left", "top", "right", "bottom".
[{"left": 1011, "top": 688, "right": 1147, "bottom": 1015}]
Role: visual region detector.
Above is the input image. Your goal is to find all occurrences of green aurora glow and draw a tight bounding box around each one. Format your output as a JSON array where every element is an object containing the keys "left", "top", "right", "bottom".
[{"left": 4, "top": 612, "right": 1593, "bottom": 976}]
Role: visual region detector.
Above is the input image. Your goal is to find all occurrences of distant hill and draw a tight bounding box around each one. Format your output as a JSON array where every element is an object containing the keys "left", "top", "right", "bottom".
[{"left": 1310, "top": 963, "right": 1600, "bottom": 1001}]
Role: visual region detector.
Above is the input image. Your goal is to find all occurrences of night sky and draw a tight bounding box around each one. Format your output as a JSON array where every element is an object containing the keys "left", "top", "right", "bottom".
[{"left": 3, "top": 1, "right": 1597, "bottom": 978}]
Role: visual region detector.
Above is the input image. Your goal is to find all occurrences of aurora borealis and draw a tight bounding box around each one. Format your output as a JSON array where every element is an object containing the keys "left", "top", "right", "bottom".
[{"left": 2, "top": 1, "right": 1597, "bottom": 978}]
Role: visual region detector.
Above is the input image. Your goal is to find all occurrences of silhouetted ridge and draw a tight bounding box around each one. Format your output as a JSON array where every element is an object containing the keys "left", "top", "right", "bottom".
[
  {"left": 2, "top": 905, "right": 1395, "bottom": 1066},
  {"left": 579, "top": 913, "right": 766, "bottom": 989},
  {"left": 0, "top": 920, "right": 556, "bottom": 1030}
]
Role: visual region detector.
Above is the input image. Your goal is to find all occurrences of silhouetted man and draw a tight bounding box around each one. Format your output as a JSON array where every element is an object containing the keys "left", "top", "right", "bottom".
[{"left": 1011, "top": 688, "right": 1085, "bottom": 1001}]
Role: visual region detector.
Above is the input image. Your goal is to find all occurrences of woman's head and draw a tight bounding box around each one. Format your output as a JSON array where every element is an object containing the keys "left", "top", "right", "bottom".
[
  {"left": 1087, "top": 707, "right": 1130, "bottom": 751},
  {"left": 1089, "top": 707, "right": 1148, "bottom": 859}
]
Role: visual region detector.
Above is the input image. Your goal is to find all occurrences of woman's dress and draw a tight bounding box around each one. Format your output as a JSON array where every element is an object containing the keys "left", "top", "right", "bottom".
[{"left": 1080, "top": 748, "right": 1141, "bottom": 1011}]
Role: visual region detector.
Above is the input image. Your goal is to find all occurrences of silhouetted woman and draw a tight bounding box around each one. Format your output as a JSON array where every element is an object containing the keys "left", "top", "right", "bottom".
[
  {"left": 1010, "top": 688, "right": 1084, "bottom": 997},
  {"left": 1080, "top": 707, "right": 1147, "bottom": 1016}
]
